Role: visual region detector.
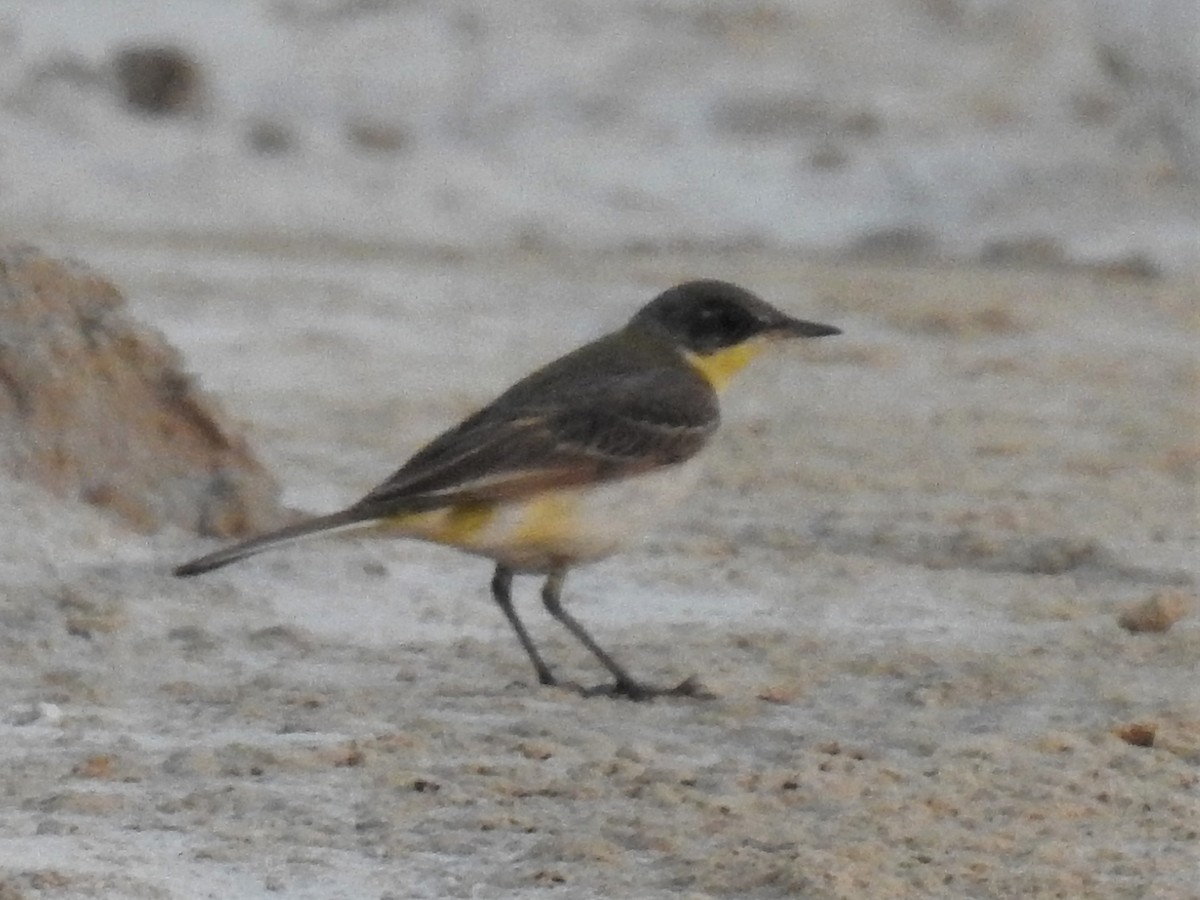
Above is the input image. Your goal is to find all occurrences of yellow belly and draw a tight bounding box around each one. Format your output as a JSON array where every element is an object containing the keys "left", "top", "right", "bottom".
[{"left": 359, "top": 460, "right": 703, "bottom": 572}]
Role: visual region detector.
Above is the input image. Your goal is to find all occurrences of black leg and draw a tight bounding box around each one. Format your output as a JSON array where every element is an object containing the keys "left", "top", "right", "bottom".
[
  {"left": 490, "top": 564, "right": 556, "bottom": 686},
  {"left": 539, "top": 569, "right": 657, "bottom": 700}
]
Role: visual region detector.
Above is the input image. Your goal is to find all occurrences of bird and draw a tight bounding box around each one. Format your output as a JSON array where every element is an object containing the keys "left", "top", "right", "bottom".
[{"left": 174, "top": 279, "right": 840, "bottom": 699}]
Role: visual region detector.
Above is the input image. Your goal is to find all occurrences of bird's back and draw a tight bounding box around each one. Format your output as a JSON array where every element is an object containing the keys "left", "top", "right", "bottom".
[{"left": 350, "top": 327, "right": 720, "bottom": 518}]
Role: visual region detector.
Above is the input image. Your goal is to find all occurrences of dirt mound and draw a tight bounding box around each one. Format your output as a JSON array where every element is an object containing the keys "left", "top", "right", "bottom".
[{"left": 0, "top": 244, "right": 280, "bottom": 535}]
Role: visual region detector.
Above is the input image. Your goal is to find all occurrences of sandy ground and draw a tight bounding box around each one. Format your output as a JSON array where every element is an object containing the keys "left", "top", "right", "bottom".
[{"left": 0, "top": 245, "right": 1196, "bottom": 899}]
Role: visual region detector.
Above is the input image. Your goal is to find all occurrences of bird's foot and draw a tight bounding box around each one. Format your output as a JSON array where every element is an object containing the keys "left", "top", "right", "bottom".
[{"left": 579, "top": 674, "right": 715, "bottom": 702}]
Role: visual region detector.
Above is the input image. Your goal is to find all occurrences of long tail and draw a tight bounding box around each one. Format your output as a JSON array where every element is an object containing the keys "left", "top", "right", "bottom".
[{"left": 173, "top": 508, "right": 367, "bottom": 577}]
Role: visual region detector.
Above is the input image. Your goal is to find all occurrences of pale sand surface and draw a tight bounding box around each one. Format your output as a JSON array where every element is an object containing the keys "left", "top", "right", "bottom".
[{"left": 0, "top": 247, "right": 1196, "bottom": 898}]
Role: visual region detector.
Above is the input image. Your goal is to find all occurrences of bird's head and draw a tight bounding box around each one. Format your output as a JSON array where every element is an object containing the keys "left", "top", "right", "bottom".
[{"left": 629, "top": 280, "right": 840, "bottom": 390}]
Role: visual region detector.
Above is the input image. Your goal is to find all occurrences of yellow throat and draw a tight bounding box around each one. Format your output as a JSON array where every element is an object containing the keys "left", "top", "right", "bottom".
[{"left": 684, "top": 340, "right": 767, "bottom": 391}]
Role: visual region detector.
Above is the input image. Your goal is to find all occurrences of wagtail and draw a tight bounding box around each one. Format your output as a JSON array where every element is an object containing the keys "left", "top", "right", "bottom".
[{"left": 175, "top": 280, "right": 840, "bottom": 699}]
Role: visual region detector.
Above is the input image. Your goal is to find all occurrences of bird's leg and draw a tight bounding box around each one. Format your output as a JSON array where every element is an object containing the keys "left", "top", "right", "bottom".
[
  {"left": 490, "top": 564, "right": 556, "bottom": 686},
  {"left": 539, "top": 568, "right": 709, "bottom": 701}
]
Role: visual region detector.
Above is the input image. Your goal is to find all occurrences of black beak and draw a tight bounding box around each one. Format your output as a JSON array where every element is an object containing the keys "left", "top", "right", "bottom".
[{"left": 775, "top": 316, "right": 841, "bottom": 338}]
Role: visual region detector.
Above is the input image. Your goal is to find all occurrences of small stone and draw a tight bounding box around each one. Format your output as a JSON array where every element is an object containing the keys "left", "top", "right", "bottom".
[
  {"left": 245, "top": 117, "right": 297, "bottom": 156},
  {"left": 344, "top": 118, "right": 411, "bottom": 155},
  {"left": 1113, "top": 722, "right": 1156, "bottom": 748},
  {"left": 756, "top": 682, "right": 800, "bottom": 704},
  {"left": 112, "top": 45, "right": 203, "bottom": 117},
  {"left": 517, "top": 740, "right": 557, "bottom": 761},
  {"left": 1118, "top": 590, "right": 1192, "bottom": 633},
  {"left": 9, "top": 701, "right": 62, "bottom": 726},
  {"left": 35, "top": 818, "right": 74, "bottom": 835}
]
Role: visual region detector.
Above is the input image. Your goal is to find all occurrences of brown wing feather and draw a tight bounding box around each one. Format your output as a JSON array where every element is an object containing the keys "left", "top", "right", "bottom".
[{"left": 349, "top": 338, "right": 717, "bottom": 519}]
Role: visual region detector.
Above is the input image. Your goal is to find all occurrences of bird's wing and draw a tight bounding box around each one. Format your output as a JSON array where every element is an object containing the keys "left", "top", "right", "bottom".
[{"left": 349, "top": 366, "right": 718, "bottom": 518}]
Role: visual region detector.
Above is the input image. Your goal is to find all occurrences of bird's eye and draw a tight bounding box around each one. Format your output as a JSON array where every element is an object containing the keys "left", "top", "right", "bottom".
[{"left": 690, "top": 301, "right": 753, "bottom": 347}]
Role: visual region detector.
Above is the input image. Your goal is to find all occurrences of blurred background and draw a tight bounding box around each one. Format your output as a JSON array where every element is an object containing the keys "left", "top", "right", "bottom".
[{"left": 0, "top": 0, "right": 1196, "bottom": 275}]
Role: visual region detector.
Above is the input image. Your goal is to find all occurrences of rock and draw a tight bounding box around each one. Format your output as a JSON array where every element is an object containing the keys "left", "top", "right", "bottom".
[
  {"left": 0, "top": 244, "right": 281, "bottom": 536},
  {"left": 244, "top": 117, "right": 299, "bottom": 156},
  {"left": 1112, "top": 722, "right": 1156, "bottom": 748},
  {"left": 344, "top": 118, "right": 412, "bottom": 155},
  {"left": 1117, "top": 589, "right": 1192, "bottom": 634},
  {"left": 111, "top": 45, "right": 203, "bottom": 117}
]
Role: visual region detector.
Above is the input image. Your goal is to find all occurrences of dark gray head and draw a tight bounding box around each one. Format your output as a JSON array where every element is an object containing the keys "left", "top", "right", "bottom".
[{"left": 629, "top": 279, "right": 840, "bottom": 354}]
